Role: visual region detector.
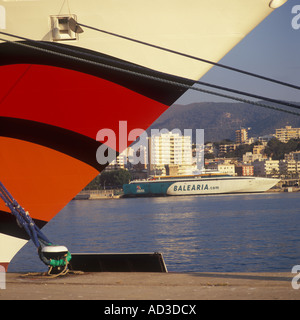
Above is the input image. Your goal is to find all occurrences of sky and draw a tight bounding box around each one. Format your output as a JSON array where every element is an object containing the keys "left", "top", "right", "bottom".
[{"left": 177, "top": 0, "right": 300, "bottom": 105}]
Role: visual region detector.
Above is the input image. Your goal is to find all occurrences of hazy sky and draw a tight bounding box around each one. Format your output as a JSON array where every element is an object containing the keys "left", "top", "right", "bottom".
[{"left": 177, "top": 0, "right": 300, "bottom": 105}]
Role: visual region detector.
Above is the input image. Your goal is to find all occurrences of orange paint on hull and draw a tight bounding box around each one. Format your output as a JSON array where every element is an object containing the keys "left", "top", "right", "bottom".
[{"left": 0, "top": 137, "right": 99, "bottom": 222}]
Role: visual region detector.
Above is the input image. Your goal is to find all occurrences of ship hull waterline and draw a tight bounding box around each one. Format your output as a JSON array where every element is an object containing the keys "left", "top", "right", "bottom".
[{"left": 123, "top": 177, "right": 281, "bottom": 198}]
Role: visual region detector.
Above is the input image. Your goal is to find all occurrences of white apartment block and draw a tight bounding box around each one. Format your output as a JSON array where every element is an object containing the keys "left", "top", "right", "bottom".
[
  {"left": 206, "top": 162, "right": 236, "bottom": 175},
  {"left": 252, "top": 158, "right": 300, "bottom": 177},
  {"left": 219, "top": 144, "right": 237, "bottom": 155},
  {"left": 106, "top": 152, "right": 126, "bottom": 170},
  {"left": 243, "top": 152, "right": 265, "bottom": 164},
  {"left": 148, "top": 131, "right": 193, "bottom": 176},
  {"left": 105, "top": 149, "right": 128, "bottom": 171},
  {"left": 218, "top": 164, "right": 236, "bottom": 175},
  {"left": 275, "top": 126, "right": 300, "bottom": 143},
  {"left": 279, "top": 160, "right": 300, "bottom": 176},
  {"left": 252, "top": 159, "right": 279, "bottom": 177},
  {"left": 285, "top": 151, "right": 300, "bottom": 161}
]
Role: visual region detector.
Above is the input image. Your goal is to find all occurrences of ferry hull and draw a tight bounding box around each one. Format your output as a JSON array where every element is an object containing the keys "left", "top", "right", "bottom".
[
  {"left": 123, "top": 177, "right": 280, "bottom": 197},
  {"left": 167, "top": 177, "right": 280, "bottom": 196}
]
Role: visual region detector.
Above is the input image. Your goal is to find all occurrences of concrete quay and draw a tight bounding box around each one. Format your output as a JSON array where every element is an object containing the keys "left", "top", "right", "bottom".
[{"left": 0, "top": 272, "right": 299, "bottom": 300}]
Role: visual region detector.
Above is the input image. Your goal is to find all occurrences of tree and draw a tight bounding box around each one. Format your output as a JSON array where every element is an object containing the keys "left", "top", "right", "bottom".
[
  {"left": 265, "top": 138, "right": 300, "bottom": 160},
  {"left": 205, "top": 153, "right": 215, "bottom": 160},
  {"left": 84, "top": 175, "right": 101, "bottom": 190},
  {"left": 84, "top": 169, "right": 131, "bottom": 190},
  {"left": 213, "top": 139, "right": 234, "bottom": 148},
  {"left": 99, "top": 169, "right": 131, "bottom": 189},
  {"left": 225, "top": 141, "right": 262, "bottom": 159}
]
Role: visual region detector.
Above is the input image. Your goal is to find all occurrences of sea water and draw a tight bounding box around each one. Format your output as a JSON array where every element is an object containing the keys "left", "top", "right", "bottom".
[{"left": 8, "top": 192, "right": 300, "bottom": 273}]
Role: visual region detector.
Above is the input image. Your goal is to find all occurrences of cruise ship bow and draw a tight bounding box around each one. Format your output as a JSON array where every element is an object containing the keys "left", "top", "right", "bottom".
[{"left": 0, "top": 0, "right": 288, "bottom": 270}]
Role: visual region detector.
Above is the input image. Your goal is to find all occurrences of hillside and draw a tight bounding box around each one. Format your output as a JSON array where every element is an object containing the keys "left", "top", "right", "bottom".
[{"left": 148, "top": 102, "right": 300, "bottom": 142}]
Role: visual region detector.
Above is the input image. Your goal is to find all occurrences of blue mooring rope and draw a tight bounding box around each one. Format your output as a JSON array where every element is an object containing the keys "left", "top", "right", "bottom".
[
  {"left": 0, "top": 181, "right": 51, "bottom": 248},
  {"left": 0, "top": 181, "right": 72, "bottom": 274}
]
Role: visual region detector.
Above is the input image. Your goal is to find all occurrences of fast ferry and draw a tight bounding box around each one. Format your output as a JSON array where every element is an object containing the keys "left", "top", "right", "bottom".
[{"left": 123, "top": 173, "right": 280, "bottom": 197}]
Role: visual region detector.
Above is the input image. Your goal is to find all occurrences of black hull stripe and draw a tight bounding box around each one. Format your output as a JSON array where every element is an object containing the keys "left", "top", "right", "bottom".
[
  {"left": 0, "top": 41, "right": 193, "bottom": 106},
  {"left": 0, "top": 210, "right": 46, "bottom": 240},
  {"left": 0, "top": 117, "right": 111, "bottom": 172}
]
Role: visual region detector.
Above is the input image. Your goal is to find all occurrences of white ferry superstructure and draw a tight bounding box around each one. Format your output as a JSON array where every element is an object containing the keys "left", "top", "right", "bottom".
[{"left": 123, "top": 174, "right": 280, "bottom": 197}]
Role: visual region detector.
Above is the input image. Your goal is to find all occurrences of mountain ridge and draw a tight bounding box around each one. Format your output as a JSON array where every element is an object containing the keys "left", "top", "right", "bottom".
[{"left": 148, "top": 102, "right": 300, "bottom": 142}]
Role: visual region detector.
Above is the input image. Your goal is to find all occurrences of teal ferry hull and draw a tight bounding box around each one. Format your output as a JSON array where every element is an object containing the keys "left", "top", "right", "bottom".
[
  {"left": 123, "top": 181, "right": 174, "bottom": 197},
  {"left": 123, "top": 175, "right": 280, "bottom": 197}
]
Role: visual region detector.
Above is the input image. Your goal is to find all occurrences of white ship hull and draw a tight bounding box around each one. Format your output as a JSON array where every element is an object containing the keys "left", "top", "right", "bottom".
[
  {"left": 167, "top": 177, "right": 280, "bottom": 196},
  {"left": 0, "top": 0, "right": 287, "bottom": 80}
]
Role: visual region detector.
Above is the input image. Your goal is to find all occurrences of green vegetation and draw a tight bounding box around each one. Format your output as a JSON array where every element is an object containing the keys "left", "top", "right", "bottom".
[
  {"left": 85, "top": 169, "right": 131, "bottom": 190},
  {"left": 224, "top": 141, "right": 262, "bottom": 159},
  {"left": 205, "top": 138, "right": 300, "bottom": 160},
  {"left": 264, "top": 138, "right": 300, "bottom": 160},
  {"left": 213, "top": 139, "right": 235, "bottom": 147}
]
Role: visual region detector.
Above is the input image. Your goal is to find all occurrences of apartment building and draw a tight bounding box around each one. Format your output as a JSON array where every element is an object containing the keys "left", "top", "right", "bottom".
[
  {"left": 253, "top": 144, "right": 265, "bottom": 155},
  {"left": 217, "top": 164, "right": 236, "bottom": 175},
  {"left": 252, "top": 159, "right": 279, "bottom": 177},
  {"left": 219, "top": 144, "right": 237, "bottom": 155},
  {"left": 243, "top": 152, "right": 265, "bottom": 163},
  {"left": 250, "top": 158, "right": 300, "bottom": 178},
  {"left": 285, "top": 151, "right": 300, "bottom": 161},
  {"left": 148, "top": 131, "right": 194, "bottom": 176},
  {"left": 279, "top": 160, "right": 300, "bottom": 177},
  {"left": 206, "top": 160, "right": 236, "bottom": 175},
  {"left": 106, "top": 152, "right": 126, "bottom": 171},
  {"left": 235, "top": 165, "right": 254, "bottom": 176},
  {"left": 236, "top": 128, "right": 249, "bottom": 144},
  {"left": 275, "top": 126, "right": 300, "bottom": 143}
]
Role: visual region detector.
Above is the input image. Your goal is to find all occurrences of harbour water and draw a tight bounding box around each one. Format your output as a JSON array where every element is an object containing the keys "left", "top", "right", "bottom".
[{"left": 9, "top": 192, "right": 300, "bottom": 273}]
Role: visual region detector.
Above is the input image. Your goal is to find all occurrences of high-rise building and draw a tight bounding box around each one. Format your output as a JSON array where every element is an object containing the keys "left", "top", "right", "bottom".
[
  {"left": 236, "top": 128, "right": 248, "bottom": 144},
  {"left": 147, "top": 131, "right": 194, "bottom": 176}
]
